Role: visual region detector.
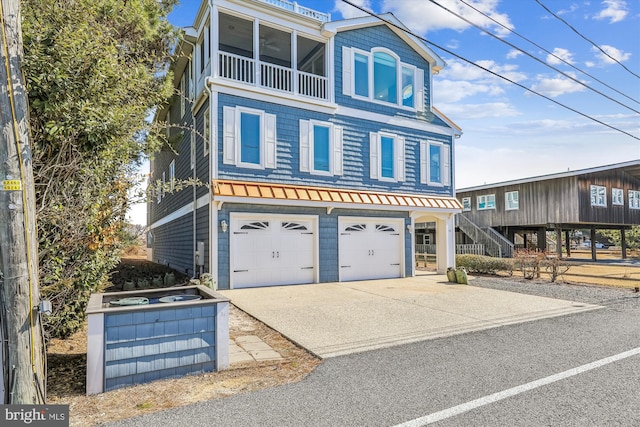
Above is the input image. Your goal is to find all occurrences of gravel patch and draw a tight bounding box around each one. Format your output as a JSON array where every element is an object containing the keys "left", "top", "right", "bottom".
[{"left": 469, "top": 275, "right": 640, "bottom": 309}]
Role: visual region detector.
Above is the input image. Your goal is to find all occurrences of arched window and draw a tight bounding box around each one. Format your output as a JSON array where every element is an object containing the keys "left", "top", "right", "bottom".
[{"left": 373, "top": 52, "right": 397, "bottom": 104}]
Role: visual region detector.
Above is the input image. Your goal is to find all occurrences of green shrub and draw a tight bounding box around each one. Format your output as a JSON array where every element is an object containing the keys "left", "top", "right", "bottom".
[{"left": 456, "top": 254, "right": 514, "bottom": 275}]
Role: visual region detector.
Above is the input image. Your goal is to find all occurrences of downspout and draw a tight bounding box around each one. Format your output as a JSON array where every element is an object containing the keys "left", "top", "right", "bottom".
[
  {"left": 181, "top": 31, "right": 198, "bottom": 277},
  {"left": 206, "top": 0, "right": 218, "bottom": 288}
]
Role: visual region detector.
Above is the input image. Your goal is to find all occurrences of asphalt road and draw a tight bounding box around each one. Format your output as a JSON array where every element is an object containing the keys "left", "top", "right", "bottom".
[{"left": 108, "top": 281, "right": 640, "bottom": 427}]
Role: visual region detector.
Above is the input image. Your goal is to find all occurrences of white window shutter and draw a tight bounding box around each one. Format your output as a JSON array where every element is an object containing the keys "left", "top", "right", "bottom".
[
  {"left": 442, "top": 144, "right": 451, "bottom": 186},
  {"left": 223, "top": 106, "right": 236, "bottom": 165},
  {"left": 415, "top": 68, "right": 425, "bottom": 112},
  {"left": 396, "top": 136, "right": 405, "bottom": 182},
  {"left": 264, "top": 113, "right": 277, "bottom": 169},
  {"left": 420, "top": 140, "right": 428, "bottom": 184},
  {"left": 299, "top": 120, "right": 310, "bottom": 172},
  {"left": 342, "top": 46, "right": 352, "bottom": 96},
  {"left": 369, "top": 132, "right": 379, "bottom": 180},
  {"left": 333, "top": 126, "right": 344, "bottom": 176}
]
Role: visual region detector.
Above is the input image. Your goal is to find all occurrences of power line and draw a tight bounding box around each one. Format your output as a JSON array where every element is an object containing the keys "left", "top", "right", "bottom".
[
  {"left": 426, "top": 0, "right": 639, "bottom": 114},
  {"left": 339, "top": 0, "right": 639, "bottom": 141},
  {"left": 534, "top": 0, "right": 640, "bottom": 80},
  {"left": 457, "top": 0, "right": 639, "bottom": 106}
]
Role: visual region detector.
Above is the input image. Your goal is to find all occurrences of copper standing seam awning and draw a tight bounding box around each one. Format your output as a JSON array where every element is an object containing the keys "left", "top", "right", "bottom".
[{"left": 212, "top": 180, "right": 463, "bottom": 211}]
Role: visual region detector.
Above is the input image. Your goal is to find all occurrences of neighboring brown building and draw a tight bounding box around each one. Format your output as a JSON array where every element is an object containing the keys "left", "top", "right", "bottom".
[{"left": 456, "top": 160, "right": 640, "bottom": 260}]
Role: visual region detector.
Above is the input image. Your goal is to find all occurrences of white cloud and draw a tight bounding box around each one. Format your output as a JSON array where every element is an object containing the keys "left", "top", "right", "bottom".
[
  {"left": 435, "top": 80, "right": 504, "bottom": 103},
  {"left": 332, "top": 0, "right": 371, "bottom": 19},
  {"left": 437, "top": 102, "right": 520, "bottom": 119},
  {"left": 381, "top": 0, "right": 514, "bottom": 35},
  {"left": 506, "top": 49, "right": 523, "bottom": 59},
  {"left": 591, "top": 44, "right": 631, "bottom": 65},
  {"left": 530, "top": 74, "right": 586, "bottom": 97},
  {"left": 546, "top": 48, "right": 575, "bottom": 65},
  {"left": 439, "top": 58, "right": 527, "bottom": 83},
  {"left": 593, "top": 0, "right": 628, "bottom": 23}
]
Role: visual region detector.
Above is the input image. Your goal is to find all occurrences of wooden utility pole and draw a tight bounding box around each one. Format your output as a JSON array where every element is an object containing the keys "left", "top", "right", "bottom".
[{"left": 0, "top": 0, "right": 46, "bottom": 404}]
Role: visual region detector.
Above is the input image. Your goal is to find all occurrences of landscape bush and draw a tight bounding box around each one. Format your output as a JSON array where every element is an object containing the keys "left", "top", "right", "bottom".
[{"left": 455, "top": 254, "right": 514, "bottom": 275}]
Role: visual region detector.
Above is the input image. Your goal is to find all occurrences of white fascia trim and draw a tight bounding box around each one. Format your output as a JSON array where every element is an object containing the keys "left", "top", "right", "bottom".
[
  {"left": 337, "top": 106, "right": 454, "bottom": 136},
  {"left": 215, "top": 195, "right": 461, "bottom": 215},
  {"left": 149, "top": 194, "right": 211, "bottom": 230},
  {"left": 210, "top": 79, "right": 338, "bottom": 114}
]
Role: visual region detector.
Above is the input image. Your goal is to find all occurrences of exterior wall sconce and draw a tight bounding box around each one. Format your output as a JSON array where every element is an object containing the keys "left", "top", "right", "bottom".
[
  {"left": 220, "top": 220, "right": 228, "bottom": 233},
  {"left": 407, "top": 224, "right": 413, "bottom": 233}
]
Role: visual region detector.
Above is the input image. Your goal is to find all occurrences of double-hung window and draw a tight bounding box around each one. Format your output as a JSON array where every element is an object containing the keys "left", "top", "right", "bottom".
[
  {"left": 370, "top": 132, "right": 405, "bottom": 182},
  {"left": 612, "top": 188, "right": 623, "bottom": 206},
  {"left": 506, "top": 191, "right": 519, "bottom": 210},
  {"left": 223, "top": 106, "right": 277, "bottom": 169},
  {"left": 630, "top": 190, "right": 640, "bottom": 209},
  {"left": 420, "top": 140, "right": 450, "bottom": 186},
  {"left": 343, "top": 47, "right": 424, "bottom": 111},
  {"left": 299, "top": 120, "right": 343, "bottom": 176},
  {"left": 477, "top": 194, "right": 495, "bottom": 210},
  {"left": 461, "top": 197, "right": 471, "bottom": 212},
  {"left": 590, "top": 185, "right": 606, "bottom": 207}
]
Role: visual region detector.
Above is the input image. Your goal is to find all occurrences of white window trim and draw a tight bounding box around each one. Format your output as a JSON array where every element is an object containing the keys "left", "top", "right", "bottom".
[
  {"left": 505, "top": 191, "right": 519, "bottom": 211},
  {"left": 203, "top": 106, "right": 210, "bottom": 157},
  {"left": 630, "top": 190, "right": 640, "bottom": 209},
  {"left": 180, "top": 73, "right": 185, "bottom": 119},
  {"left": 299, "top": 119, "right": 343, "bottom": 176},
  {"left": 590, "top": 184, "right": 607, "bottom": 207},
  {"left": 223, "top": 106, "right": 277, "bottom": 170},
  {"left": 161, "top": 172, "right": 166, "bottom": 200},
  {"left": 477, "top": 194, "right": 495, "bottom": 210},
  {"left": 190, "top": 131, "right": 196, "bottom": 170},
  {"left": 612, "top": 188, "right": 623, "bottom": 206},
  {"left": 344, "top": 46, "right": 425, "bottom": 112},
  {"left": 461, "top": 197, "right": 471, "bottom": 212},
  {"left": 169, "top": 160, "right": 175, "bottom": 192},
  {"left": 370, "top": 131, "right": 405, "bottom": 183},
  {"left": 420, "top": 140, "right": 450, "bottom": 187}
]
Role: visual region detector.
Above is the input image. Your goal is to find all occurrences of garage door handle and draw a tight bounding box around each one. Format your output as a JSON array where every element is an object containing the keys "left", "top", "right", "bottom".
[
  {"left": 234, "top": 270, "right": 249, "bottom": 273},
  {"left": 234, "top": 232, "right": 248, "bottom": 235},
  {"left": 301, "top": 267, "right": 314, "bottom": 270},
  {"left": 341, "top": 265, "right": 351, "bottom": 268},
  {"left": 390, "top": 263, "right": 400, "bottom": 266}
]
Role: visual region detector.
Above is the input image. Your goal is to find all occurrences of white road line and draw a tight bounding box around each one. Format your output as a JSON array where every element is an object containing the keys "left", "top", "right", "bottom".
[{"left": 394, "top": 347, "right": 640, "bottom": 427}]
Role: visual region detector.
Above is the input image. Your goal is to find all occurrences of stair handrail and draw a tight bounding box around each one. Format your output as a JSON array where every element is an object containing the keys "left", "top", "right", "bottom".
[
  {"left": 456, "top": 215, "right": 502, "bottom": 257},
  {"left": 484, "top": 227, "right": 515, "bottom": 258}
]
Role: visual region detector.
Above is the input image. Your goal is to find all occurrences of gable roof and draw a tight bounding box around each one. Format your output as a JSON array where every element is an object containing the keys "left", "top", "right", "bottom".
[
  {"left": 458, "top": 160, "right": 640, "bottom": 192},
  {"left": 322, "top": 13, "right": 446, "bottom": 73}
]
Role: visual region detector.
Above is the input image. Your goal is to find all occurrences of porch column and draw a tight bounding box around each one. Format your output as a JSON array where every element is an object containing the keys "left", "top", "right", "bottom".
[
  {"left": 565, "top": 231, "right": 571, "bottom": 257},
  {"left": 435, "top": 214, "right": 456, "bottom": 274},
  {"left": 590, "top": 228, "right": 597, "bottom": 261},
  {"left": 621, "top": 228, "right": 627, "bottom": 259}
]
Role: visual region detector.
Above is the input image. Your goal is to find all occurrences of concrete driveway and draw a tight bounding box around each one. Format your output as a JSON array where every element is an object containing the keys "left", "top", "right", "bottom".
[{"left": 220, "top": 273, "right": 602, "bottom": 358}]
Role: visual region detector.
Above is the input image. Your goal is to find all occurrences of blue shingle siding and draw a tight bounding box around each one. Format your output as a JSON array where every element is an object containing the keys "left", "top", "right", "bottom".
[
  {"left": 103, "top": 305, "right": 217, "bottom": 392},
  {"left": 150, "top": 212, "right": 193, "bottom": 275},
  {"left": 216, "top": 203, "right": 410, "bottom": 289},
  {"left": 217, "top": 94, "right": 453, "bottom": 197}
]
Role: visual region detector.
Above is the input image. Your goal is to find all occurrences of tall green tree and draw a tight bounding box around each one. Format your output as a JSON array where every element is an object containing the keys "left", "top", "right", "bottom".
[{"left": 22, "top": 0, "right": 177, "bottom": 338}]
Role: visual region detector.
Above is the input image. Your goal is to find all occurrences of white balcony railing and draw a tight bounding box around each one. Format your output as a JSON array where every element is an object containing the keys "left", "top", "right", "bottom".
[
  {"left": 218, "top": 51, "right": 329, "bottom": 101},
  {"left": 258, "top": 0, "right": 330, "bottom": 22}
]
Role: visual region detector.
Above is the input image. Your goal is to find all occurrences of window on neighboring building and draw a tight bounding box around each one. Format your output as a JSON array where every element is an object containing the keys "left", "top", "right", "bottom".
[
  {"left": 612, "top": 188, "right": 623, "bottom": 206},
  {"left": 223, "top": 106, "right": 277, "bottom": 169},
  {"left": 370, "top": 132, "right": 405, "bottom": 182},
  {"left": 590, "top": 185, "right": 606, "bottom": 207},
  {"left": 169, "top": 160, "right": 175, "bottom": 192},
  {"left": 344, "top": 47, "right": 424, "bottom": 111},
  {"left": 630, "top": 190, "right": 640, "bottom": 209},
  {"left": 506, "top": 191, "right": 519, "bottom": 210},
  {"left": 462, "top": 197, "right": 471, "bottom": 212},
  {"left": 420, "top": 140, "right": 450, "bottom": 186},
  {"left": 477, "top": 194, "right": 495, "bottom": 210},
  {"left": 299, "top": 120, "right": 343, "bottom": 176}
]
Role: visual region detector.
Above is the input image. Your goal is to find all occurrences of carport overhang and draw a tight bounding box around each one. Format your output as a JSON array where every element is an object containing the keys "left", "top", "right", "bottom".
[{"left": 212, "top": 180, "right": 462, "bottom": 275}]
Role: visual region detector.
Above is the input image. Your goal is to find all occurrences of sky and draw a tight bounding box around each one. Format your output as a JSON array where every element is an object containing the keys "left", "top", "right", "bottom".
[{"left": 128, "top": 0, "right": 640, "bottom": 224}]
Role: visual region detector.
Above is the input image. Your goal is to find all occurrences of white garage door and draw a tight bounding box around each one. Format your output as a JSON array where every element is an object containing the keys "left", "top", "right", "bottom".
[
  {"left": 339, "top": 217, "right": 404, "bottom": 282},
  {"left": 230, "top": 215, "right": 316, "bottom": 288}
]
